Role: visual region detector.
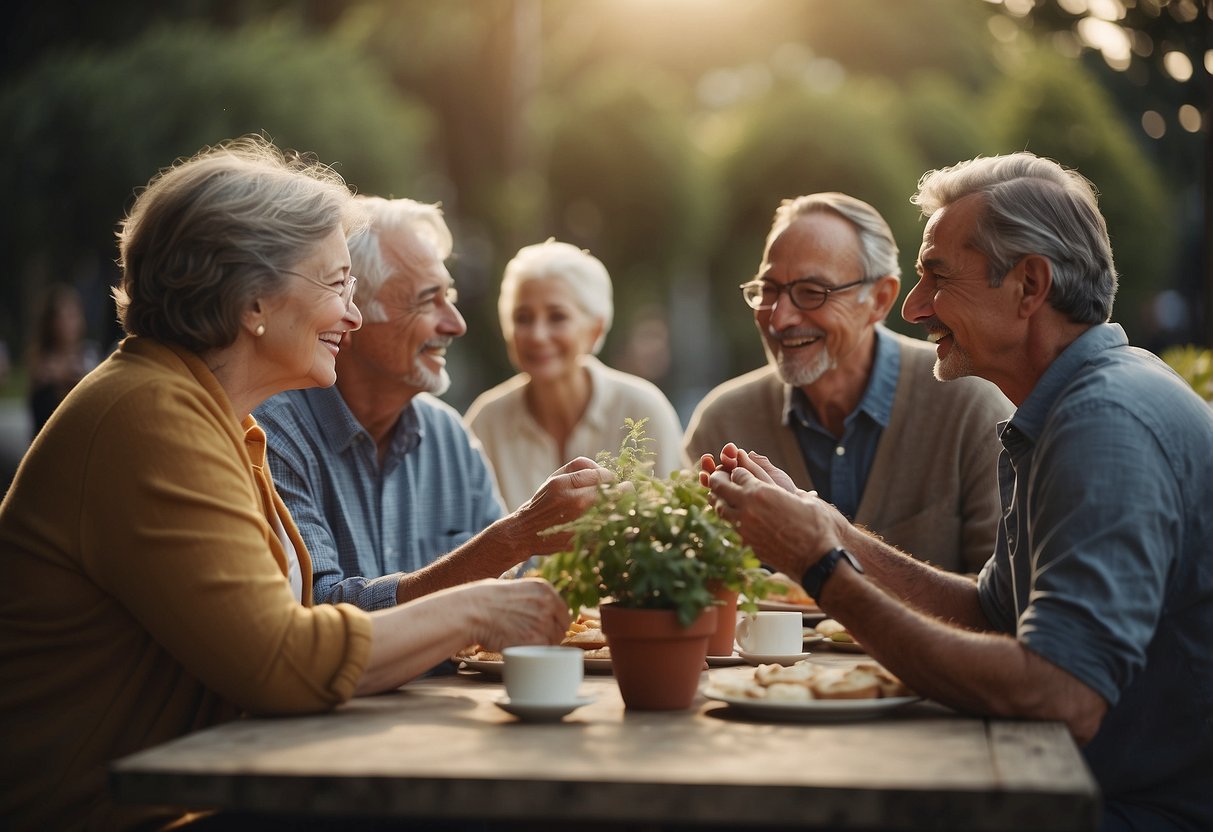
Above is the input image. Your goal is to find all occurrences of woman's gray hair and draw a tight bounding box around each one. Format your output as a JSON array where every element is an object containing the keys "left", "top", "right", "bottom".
[
  {"left": 912, "top": 152, "right": 1117, "bottom": 325},
  {"left": 114, "top": 134, "right": 362, "bottom": 352},
  {"left": 498, "top": 239, "right": 614, "bottom": 355},
  {"left": 347, "top": 196, "right": 453, "bottom": 323},
  {"left": 768, "top": 193, "right": 902, "bottom": 296}
]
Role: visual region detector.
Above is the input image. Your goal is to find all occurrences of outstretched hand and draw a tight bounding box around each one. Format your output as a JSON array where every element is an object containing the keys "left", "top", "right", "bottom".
[
  {"left": 516, "top": 457, "right": 614, "bottom": 553},
  {"left": 473, "top": 578, "right": 572, "bottom": 652}
]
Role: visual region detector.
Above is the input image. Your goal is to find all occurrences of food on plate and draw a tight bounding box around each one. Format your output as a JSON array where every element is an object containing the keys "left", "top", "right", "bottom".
[
  {"left": 455, "top": 645, "right": 504, "bottom": 663},
  {"left": 766, "top": 572, "right": 816, "bottom": 606},
  {"left": 815, "top": 618, "right": 857, "bottom": 644},
  {"left": 582, "top": 646, "right": 611, "bottom": 660},
  {"left": 561, "top": 615, "right": 607, "bottom": 649},
  {"left": 716, "top": 659, "right": 912, "bottom": 701}
]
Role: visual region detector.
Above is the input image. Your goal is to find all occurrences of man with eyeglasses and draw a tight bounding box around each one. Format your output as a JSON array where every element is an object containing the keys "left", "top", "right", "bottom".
[
  {"left": 256, "top": 195, "right": 611, "bottom": 611},
  {"left": 684, "top": 192, "right": 1011, "bottom": 574}
]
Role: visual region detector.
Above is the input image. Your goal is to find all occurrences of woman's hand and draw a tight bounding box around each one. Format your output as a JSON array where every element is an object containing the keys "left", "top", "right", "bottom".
[{"left": 472, "top": 578, "right": 572, "bottom": 652}]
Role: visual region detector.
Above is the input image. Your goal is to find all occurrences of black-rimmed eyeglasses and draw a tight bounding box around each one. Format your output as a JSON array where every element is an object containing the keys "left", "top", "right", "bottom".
[
  {"left": 285, "top": 270, "right": 358, "bottom": 312},
  {"left": 738, "top": 278, "right": 866, "bottom": 311}
]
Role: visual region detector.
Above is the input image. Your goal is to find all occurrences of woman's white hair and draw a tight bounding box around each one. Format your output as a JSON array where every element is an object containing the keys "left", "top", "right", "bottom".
[{"left": 498, "top": 239, "right": 614, "bottom": 354}]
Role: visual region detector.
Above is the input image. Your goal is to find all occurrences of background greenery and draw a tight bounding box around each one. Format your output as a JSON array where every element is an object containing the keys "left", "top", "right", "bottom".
[{"left": 1, "top": 0, "right": 1208, "bottom": 421}]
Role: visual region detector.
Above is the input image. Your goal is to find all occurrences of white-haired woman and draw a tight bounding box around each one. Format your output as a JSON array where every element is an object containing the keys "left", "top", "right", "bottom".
[{"left": 465, "top": 239, "right": 685, "bottom": 510}]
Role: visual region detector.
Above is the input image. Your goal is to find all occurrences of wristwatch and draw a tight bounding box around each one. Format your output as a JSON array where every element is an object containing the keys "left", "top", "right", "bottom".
[{"left": 800, "top": 547, "right": 864, "bottom": 601}]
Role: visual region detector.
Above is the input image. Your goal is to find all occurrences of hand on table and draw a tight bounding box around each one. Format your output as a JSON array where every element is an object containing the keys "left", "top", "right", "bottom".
[{"left": 473, "top": 578, "right": 572, "bottom": 652}]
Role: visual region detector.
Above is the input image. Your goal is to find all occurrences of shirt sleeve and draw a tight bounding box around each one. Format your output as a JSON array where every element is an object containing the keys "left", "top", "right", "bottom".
[
  {"left": 1014, "top": 399, "right": 1179, "bottom": 705},
  {"left": 81, "top": 383, "right": 371, "bottom": 715}
]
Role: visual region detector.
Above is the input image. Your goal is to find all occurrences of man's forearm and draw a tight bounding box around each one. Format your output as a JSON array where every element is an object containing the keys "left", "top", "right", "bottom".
[{"left": 395, "top": 517, "right": 535, "bottom": 604}]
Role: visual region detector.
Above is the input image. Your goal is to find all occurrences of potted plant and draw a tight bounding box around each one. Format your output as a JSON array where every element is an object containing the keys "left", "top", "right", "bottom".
[{"left": 540, "top": 419, "right": 773, "bottom": 710}]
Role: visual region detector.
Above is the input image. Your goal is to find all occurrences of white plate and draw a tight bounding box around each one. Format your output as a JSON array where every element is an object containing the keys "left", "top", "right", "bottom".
[
  {"left": 820, "top": 639, "right": 867, "bottom": 654},
  {"left": 703, "top": 687, "right": 920, "bottom": 722},
  {"left": 706, "top": 653, "right": 746, "bottom": 667},
  {"left": 757, "top": 599, "right": 823, "bottom": 615},
  {"left": 456, "top": 656, "right": 612, "bottom": 675},
  {"left": 737, "top": 649, "right": 815, "bottom": 667},
  {"left": 495, "top": 695, "right": 596, "bottom": 722},
  {"left": 802, "top": 632, "right": 825, "bottom": 646}
]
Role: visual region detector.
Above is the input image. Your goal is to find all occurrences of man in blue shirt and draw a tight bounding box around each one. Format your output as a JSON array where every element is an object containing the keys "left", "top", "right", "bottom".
[
  {"left": 685, "top": 193, "right": 1011, "bottom": 574},
  {"left": 706, "top": 153, "right": 1212, "bottom": 831},
  {"left": 256, "top": 196, "right": 610, "bottom": 610}
]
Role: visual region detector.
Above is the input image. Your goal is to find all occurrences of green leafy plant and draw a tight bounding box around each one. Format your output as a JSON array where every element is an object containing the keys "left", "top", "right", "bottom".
[
  {"left": 539, "top": 418, "right": 774, "bottom": 627},
  {"left": 1161, "top": 345, "right": 1213, "bottom": 402}
]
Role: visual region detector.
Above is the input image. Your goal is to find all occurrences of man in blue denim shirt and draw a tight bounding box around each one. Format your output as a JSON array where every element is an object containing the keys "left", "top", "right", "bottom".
[
  {"left": 257, "top": 196, "right": 609, "bottom": 611},
  {"left": 705, "top": 152, "right": 1212, "bottom": 831}
]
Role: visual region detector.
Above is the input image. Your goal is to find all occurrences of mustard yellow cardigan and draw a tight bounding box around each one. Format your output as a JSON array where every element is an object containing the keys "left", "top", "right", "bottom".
[{"left": 0, "top": 337, "right": 372, "bottom": 830}]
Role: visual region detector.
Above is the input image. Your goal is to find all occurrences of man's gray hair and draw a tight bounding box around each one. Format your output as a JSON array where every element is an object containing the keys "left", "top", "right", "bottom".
[
  {"left": 768, "top": 192, "right": 902, "bottom": 285},
  {"left": 348, "top": 195, "right": 453, "bottom": 323},
  {"left": 912, "top": 152, "right": 1117, "bottom": 325}
]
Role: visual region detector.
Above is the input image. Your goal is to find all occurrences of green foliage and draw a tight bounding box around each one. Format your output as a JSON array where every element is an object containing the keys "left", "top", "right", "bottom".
[
  {"left": 539, "top": 419, "right": 772, "bottom": 628},
  {"left": 1161, "top": 345, "right": 1213, "bottom": 402}
]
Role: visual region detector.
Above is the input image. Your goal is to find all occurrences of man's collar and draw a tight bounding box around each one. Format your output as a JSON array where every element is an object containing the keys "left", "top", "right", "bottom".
[
  {"left": 1007, "top": 323, "right": 1125, "bottom": 444},
  {"left": 307, "top": 386, "right": 423, "bottom": 457}
]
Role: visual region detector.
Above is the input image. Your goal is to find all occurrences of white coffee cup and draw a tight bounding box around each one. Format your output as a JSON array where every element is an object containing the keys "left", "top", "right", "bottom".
[
  {"left": 502, "top": 646, "right": 584, "bottom": 705},
  {"left": 735, "top": 611, "right": 804, "bottom": 655}
]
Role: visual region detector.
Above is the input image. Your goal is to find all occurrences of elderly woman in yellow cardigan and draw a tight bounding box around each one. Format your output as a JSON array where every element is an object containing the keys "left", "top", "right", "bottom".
[{"left": 0, "top": 136, "right": 597, "bottom": 831}]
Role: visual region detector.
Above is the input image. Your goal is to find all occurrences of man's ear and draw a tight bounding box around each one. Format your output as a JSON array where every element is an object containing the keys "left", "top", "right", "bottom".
[
  {"left": 867, "top": 274, "right": 901, "bottom": 324},
  {"left": 1017, "top": 255, "right": 1053, "bottom": 319}
]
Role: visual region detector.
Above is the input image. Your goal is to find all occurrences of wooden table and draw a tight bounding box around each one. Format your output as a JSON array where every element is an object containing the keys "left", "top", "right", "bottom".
[{"left": 110, "top": 659, "right": 1100, "bottom": 831}]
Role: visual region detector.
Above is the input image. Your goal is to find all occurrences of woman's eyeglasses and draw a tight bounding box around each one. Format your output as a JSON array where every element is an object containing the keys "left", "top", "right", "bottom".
[
  {"left": 738, "top": 278, "right": 866, "bottom": 311},
  {"left": 285, "top": 270, "right": 358, "bottom": 312}
]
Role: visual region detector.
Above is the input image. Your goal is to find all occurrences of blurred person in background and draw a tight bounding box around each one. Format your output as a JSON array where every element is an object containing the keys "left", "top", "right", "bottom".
[
  {"left": 706, "top": 153, "right": 1212, "bottom": 832},
  {"left": 0, "top": 136, "right": 572, "bottom": 831},
  {"left": 256, "top": 198, "right": 611, "bottom": 611},
  {"left": 25, "top": 283, "right": 100, "bottom": 436},
  {"left": 465, "top": 239, "right": 686, "bottom": 511},
  {"left": 685, "top": 193, "right": 1011, "bottom": 575}
]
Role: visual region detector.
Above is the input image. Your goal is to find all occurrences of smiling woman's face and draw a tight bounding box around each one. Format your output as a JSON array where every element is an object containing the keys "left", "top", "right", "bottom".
[
  {"left": 505, "top": 276, "right": 603, "bottom": 384},
  {"left": 257, "top": 226, "right": 361, "bottom": 394}
]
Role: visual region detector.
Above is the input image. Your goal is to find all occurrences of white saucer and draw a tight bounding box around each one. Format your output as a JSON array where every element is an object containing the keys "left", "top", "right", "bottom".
[
  {"left": 737, "top": 649, "right": 814, "bottom": 667},
  {"left": 494, "top": 695, "right": 596, "bottom": 722},
  {"left": 706, "top": 653, "right": 746, "bottom": 667}
]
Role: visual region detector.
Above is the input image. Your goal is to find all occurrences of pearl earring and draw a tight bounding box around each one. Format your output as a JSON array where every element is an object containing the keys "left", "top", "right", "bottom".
[{"left": 255, "top": 324, "right": 266, "bottom": 337}]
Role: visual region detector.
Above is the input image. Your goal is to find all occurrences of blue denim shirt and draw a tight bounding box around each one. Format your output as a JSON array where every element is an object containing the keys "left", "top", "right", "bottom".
[
  {"left": 977, "top": 324, "right": 1213, "bottom": 831},
  {"left": 255, "top": 387, "right": 505, "bottom": 611},
  {"left": 787, "top": 324, "right": 899, "bottom": 519}
]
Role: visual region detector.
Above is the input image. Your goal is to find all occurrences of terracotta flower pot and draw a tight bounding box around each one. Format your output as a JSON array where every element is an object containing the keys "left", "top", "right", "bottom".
[
  {"left": 600, "top": 603, "right": 718, "bottom": 710},
  {"left": 705, "top": 586, "right": 739, "bottom": 657}
]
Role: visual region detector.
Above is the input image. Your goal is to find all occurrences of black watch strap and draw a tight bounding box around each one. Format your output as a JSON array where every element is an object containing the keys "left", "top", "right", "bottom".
[{"left": 800, "top": 547, "right": 864, "bottom": 600}]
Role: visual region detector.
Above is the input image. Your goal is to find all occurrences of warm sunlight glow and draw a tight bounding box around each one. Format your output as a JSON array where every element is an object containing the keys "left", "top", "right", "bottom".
[
  {"left": 1163, "top": 50, "right": 1194, "bottom": 82},
  {"left": 1076, "top": 17, "right": 1132, "bottom": 69},
  {"left": 1057, "top": 0, "right": 1087, "bottom": 14},
  {"left": 1177, "top": 104, "right": 1203, "bottom": 133},
  {"left": 1087, "top": 0, "right": 1126, "bottom": 21},
  {"left": 1141, "top": 110, "right": 1166, "bottom": 139}
]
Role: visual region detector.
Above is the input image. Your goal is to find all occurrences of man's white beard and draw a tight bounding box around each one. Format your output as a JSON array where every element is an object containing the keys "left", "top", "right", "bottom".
[
  {"left": 777, "top": 345, "right": 835, "bottom": 387},
  {"left": 406, "top": 362, "right": 451, "bottom": 396},
  {"left": 933, "top": 346, "right": 972, "bottom": 382}
]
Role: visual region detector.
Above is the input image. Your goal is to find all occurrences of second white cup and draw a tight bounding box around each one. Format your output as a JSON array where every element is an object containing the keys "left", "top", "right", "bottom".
[
  {"left": 501, "top": 645, "right": 584, "bottom": 705},
  {"left": 735, "top": 611, "right": 804, "bottom": 655}
]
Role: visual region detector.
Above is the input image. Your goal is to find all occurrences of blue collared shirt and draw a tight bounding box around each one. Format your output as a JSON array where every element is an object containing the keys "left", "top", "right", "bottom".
[
  {"left": 785, "top": 325, "right": 900, "bottom": 519},
  {"left": 977, "top": 323, "right": 1213, "bottom": 829},
  {"left": 254, "top": 387, "right": 505, "bottom": 611}
]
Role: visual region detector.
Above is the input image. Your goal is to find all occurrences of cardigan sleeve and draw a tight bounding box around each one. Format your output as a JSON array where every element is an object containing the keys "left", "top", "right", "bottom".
[{"left": 79, "top": 380, "right": 372, "bottom": 715}]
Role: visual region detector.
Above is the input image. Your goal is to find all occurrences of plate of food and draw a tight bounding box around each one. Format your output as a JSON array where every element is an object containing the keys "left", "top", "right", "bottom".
[
  {"left": 815, "top": 619, "right": 865, "bottom": 652},
  {"left": 756, "top": 572, "right": 822, "bottom": 614},
  {"left": 703, "top": 659, "right": 918, "bottom": 722}
]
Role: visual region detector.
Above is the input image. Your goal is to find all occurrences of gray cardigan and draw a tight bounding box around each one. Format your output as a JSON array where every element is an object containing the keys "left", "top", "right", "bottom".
[{"left": 684, "top": 331, "right": 1012, "bottom": 574}]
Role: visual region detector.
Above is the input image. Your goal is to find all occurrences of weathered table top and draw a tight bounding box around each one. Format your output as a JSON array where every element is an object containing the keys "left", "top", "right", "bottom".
[{"left": 110, "top": 659, "right": 1100, "bottom": 831}]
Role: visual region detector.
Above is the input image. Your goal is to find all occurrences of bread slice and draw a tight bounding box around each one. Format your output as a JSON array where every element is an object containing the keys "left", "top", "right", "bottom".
[{"left": 810, "top": 667, "right": 881, "bottom": 700}]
